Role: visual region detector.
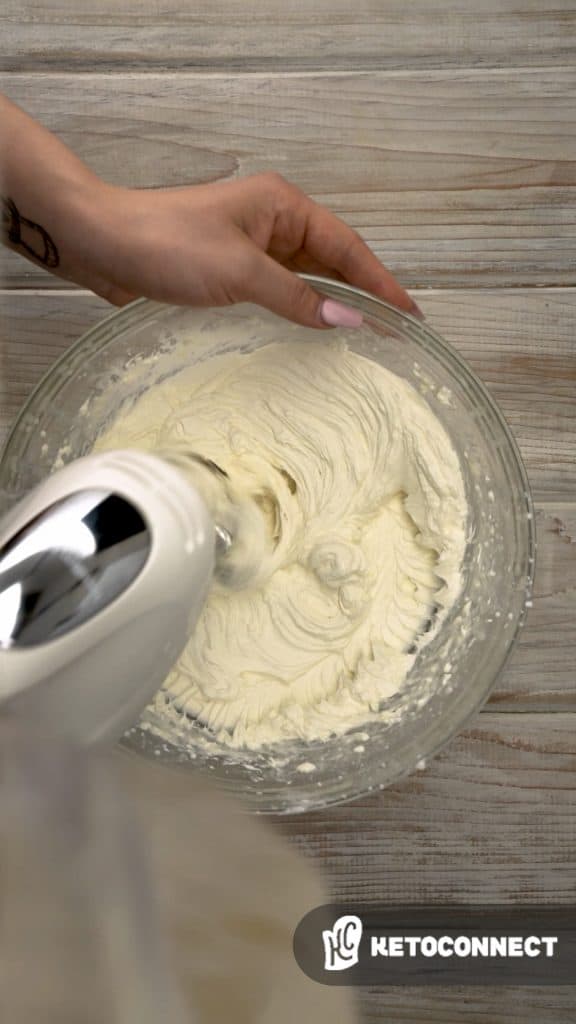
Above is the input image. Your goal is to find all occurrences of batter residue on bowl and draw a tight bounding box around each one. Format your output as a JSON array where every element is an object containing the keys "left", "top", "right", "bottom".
[{"left": 95, "top": 340, "right": 468, "bottom": 749}]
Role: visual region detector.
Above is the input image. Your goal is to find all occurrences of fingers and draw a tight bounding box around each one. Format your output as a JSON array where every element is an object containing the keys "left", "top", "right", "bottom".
[
  {"left": 252, "top": 172, "right": 422, "bottom": 318},
  {"left": 280, "top": 251, "right": 347, "bottom": 283},
  {"left": 93, "top": 279, "right": 138, "bottom": 307},
  {"left": 240, "top": 244, "right": 362, "bottom": 330},
  {"left": 302, "top": 200, "right": 421, "bottom": 317}
]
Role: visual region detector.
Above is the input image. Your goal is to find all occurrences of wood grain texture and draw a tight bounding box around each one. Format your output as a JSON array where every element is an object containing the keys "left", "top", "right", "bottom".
[
  {"left": 2, "top": 0, "right": 576, "bottom": 72},
  {"left": 280, "top": 711, "right": 576, "bottom": 1020},
  {"left": 419, "top": 289, "right": 576, "bottom": 503},
  {"left": 280, "top": 714, "right": 576, "bottom": 902},
  {"left": 2, "top": 8, "right": 576, "bottom": 1014},
  {"left": 1, "top": 70, "right": 575, "bottom": 288},
  {"left": 503, "top": 503, "right": 576, "bottom": 709},
  {"left": 1, "top": 288, "right": 574, "bottom": 709},
  {"left": 358, "top": 987, "right": 576, "bottom": 1024}
]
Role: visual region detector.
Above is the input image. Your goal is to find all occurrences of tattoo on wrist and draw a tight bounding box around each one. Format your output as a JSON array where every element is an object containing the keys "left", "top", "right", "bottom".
[{"left": 1, "top": 195, "right": 60, "bottom": 268}]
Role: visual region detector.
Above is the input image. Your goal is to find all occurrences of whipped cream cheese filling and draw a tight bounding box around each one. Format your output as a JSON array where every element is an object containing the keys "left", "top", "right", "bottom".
[{"left": 95, "top": 340, "right": 468, "bottom": 749}]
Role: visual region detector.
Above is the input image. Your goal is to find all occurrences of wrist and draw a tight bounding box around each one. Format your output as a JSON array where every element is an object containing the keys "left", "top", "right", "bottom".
[{"left": 57, "top": 179, "right": 130, "bottom": 281}]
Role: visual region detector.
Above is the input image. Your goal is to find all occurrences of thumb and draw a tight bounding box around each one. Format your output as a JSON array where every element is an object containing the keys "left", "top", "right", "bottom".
[{"left": 242, "top": 247, "right": 363, "bottom": 330}]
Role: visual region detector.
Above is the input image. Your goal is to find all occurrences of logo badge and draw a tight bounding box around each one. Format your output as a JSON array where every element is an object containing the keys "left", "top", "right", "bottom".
[{"left": 322, "top": 914, "right": 363, "bottom": 971}]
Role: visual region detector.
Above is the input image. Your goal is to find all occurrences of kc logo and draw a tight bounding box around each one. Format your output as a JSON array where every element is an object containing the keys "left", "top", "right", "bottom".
[{"left": 322, "top": 914, "right": 363, "bottom": 971}]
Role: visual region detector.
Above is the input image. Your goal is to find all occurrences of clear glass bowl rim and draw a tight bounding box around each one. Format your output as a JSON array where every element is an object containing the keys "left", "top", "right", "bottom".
[{"left": 0, "top": 275, "right": 536, "bottom": 813}]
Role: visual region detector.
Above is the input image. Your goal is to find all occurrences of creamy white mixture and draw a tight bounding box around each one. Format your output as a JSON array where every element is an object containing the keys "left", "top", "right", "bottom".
[{"left": 95, "top": 340, "right": 468, "bottom": 749}]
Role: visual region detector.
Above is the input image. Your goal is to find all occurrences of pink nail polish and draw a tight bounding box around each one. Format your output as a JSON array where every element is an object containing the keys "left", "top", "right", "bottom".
[{"left": 320, "top": 298, "right": 363, "bottom": 328}]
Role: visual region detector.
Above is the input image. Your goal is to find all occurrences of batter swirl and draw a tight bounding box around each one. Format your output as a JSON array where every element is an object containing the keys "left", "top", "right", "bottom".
[{"left": 96, "top": 340, "right": 467, "bottom": 749}]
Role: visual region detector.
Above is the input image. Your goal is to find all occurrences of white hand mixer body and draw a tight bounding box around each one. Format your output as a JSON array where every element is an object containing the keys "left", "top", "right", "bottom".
[{"left": 0, "top": 450, "right": 222, "bottom": 745}]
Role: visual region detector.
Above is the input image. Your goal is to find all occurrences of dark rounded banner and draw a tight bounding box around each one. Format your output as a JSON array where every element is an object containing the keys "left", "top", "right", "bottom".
[{"left": 293, "top": 905, "right": 576, "bottom": 985}]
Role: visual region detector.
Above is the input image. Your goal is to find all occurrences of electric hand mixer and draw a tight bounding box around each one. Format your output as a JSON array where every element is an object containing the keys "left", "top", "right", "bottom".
[{"left": 0, "top": 449, "right": 270, "bottom": 745}]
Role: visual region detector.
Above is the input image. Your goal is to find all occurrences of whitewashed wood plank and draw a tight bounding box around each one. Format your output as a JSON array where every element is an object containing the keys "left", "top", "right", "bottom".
[
  {"left": 2, "top": 0, "right": 576, "bottom": 72},
  {"left": 0, "top": 289, "right": 574, "bottom": 709},
  {"left": 1, "top": 70, "right": 575, "bottom": 288},
  {"left": 359, "top": 985, "right": 576, "bottom": 1023},
  {"left": 281, "top": 712, "right": 576, "bottom": 1019},
  {"left": 501, "top": 503, "right": 576, "bottom": 709},
  {"left": 0, "top": 291, "right": 110, "bottom": 442},
  {"left": 280, "top": 714, "right": 576, "bottom": 902},
  {"left": 418, "top": 288, "right": 576, "bottom": 503}
]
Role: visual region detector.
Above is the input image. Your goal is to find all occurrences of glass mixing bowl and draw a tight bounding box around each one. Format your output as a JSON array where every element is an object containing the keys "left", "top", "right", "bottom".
[{"left": 0, "top": 277, "right": 535, "bottom": 813}]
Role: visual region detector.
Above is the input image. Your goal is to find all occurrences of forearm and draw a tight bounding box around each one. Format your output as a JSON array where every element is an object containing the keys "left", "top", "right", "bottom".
[
  {"left": 0, "top": 93, "right": 112, "bottom": 281},
  {"left": 0, "top": 93, "right": 416, "bottom": 322}
]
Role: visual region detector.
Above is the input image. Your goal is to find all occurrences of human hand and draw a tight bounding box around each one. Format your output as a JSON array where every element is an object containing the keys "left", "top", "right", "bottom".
[
  {"left": 1, "top": 96, "right": 420, "bottom": 327},
  {"left": 75, "top": 173, "right": 422, "bottom": 327}
]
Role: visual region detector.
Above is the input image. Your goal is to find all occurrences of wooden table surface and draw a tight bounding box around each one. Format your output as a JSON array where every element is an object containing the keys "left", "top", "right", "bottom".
[{"left": 1, "top": 3, "right": 575, "bottom": 1021}]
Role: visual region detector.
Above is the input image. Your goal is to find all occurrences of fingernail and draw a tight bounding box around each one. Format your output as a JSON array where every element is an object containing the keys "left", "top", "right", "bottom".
[
  {"left": 409, "top": 301, "right": 425, "bottom": 321},
  {"left": 320, "top": 298, "right": 363, "bottom": 328}
]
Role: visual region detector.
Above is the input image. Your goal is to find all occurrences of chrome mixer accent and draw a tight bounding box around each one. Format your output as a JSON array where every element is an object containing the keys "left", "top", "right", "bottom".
[
  {"left": 214, "top": 523, "right": 233, "bottom": 555},
  {"left": 0, "top": 490, "right": 151, "bottom": 649}
]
